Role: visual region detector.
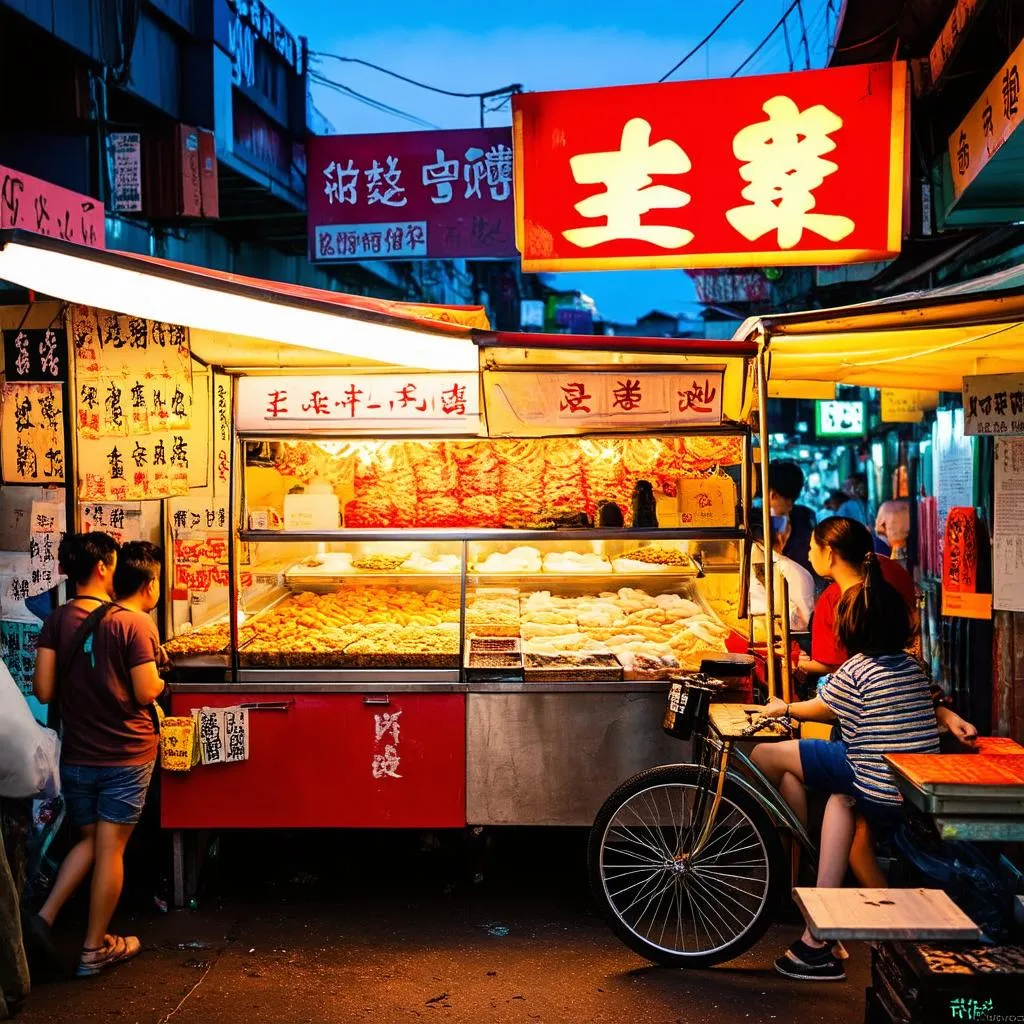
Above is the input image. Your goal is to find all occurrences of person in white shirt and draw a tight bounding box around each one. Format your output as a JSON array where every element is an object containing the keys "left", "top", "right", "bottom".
[{"left": 750, "top": 517, "right": 816, "bottom": 633}]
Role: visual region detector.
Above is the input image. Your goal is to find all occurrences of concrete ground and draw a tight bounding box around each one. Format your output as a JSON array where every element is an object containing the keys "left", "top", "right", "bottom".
[{"left": 18, "top": 829, "right": 869, "bottom": 1024}]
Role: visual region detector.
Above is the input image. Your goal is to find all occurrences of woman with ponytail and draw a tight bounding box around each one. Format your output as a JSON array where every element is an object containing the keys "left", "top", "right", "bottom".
[
  {"left": 751, "top": 543, "right": 941, "bottom": 981},
  {"left": 798, "top": 518, "right": 977, "bottom": 745}
]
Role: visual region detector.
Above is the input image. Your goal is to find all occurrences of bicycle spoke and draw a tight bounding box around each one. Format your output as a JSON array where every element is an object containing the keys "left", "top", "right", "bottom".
[
  {"left": 598, "top": 778, "right": 775, "bottom": 961},
  {"left": 686, "top": 870, "right": 748, "bottom": 935},
  {"left": 689, "top": 868, "right": 764, "bottom": 925}
]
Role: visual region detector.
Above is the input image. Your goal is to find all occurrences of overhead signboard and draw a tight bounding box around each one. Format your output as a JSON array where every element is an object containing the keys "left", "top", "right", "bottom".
[
  {"left": 513, "top": 61, "right": 908, "bottom": 272},
  {"left": 485, "top": 369, "right": 724, "bottom": 437},
  {"left": 307, "top": 127, "right": 517, "bottom": 262},
  {"left": 881, "top": 388, "right": 939, "bottom": 424},
  {"left": 929, "top": 0, "right": 983, "bottom": 88},
  {"left": 235, "top": 374, "right": 482, "bottom": 435},
  {"left": 948, "top": 37, "right": 1024, "bottom": 201},
  {"left": 963, "top": 371, "right": 1024, "bottom": 436},
  {"left": 815, "top": 400, "right": 865, "bottom": 438},
  {"left": 0, "top": 162, "right": 105, "bottom": 249}
]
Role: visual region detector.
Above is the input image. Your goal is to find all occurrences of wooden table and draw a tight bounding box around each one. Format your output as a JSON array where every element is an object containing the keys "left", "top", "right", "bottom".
[{"left": 794, "top": 887, "right": 982, "bottom": 942}]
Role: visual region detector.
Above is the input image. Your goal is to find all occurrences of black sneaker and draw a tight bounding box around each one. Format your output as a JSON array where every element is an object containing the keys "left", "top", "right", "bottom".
[{"left": 774, "top": 939, "right": 847, "bottom": 981}]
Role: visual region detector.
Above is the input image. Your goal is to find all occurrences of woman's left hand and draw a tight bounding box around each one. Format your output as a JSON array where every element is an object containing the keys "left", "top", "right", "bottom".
[{"left": 763, "top": 696, "right": 789, "bottom": 718}]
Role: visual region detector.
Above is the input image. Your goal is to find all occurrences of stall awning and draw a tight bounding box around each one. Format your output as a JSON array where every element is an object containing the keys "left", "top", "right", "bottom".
[
  {"left": 0, "top": 231, "right": 486, "bottom": 372},
  {"left": 736, "top": 272, "right": 1024, "bottom": 393}
]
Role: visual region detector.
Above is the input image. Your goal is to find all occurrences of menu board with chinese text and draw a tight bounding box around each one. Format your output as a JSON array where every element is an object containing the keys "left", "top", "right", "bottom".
[
  {"left": 70, "top": 306, "right": 207, "bottom": 501},
  {"left": 1, "top": 382, "right": 65, "bottom": 484}
]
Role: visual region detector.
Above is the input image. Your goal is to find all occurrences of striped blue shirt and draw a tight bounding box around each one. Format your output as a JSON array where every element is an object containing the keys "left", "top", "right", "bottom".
[{"left": 819, "top": 653, "right": 940, "bottom": 805}]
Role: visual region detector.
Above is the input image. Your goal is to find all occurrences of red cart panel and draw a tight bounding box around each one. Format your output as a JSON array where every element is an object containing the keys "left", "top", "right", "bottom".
[{"left": 161, "top": 692, "right": 466, "bottom": 829}]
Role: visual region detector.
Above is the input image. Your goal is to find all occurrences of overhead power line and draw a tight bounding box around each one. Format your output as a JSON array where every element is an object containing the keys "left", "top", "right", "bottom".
[
  {"left": 308, "top": 70, "right": 439, "bottom": 130},
  {"left": 732, "top": 0, "right": 801, "bottom": 76},
  {"left": 311, "top": 52, "right": 521, "bottom": 100},
  {"left": 659, "top": 0, "right": 750, "bottom": 82}
]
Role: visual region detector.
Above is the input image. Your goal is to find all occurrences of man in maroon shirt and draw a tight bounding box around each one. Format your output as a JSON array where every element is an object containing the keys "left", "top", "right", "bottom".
[{"left": 29, "top": 538, "right": 165, "bottom": 978}]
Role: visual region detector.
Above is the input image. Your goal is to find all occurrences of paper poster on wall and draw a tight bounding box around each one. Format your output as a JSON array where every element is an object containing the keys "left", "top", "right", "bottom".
[
  {"left": 0, "top": 620, "right": 41, "bottom": 697},
  {"left": 0, "top": 554, "right": 37, "bottom": 621},
  {"left": 78, "top": 433, "right": 191, "bottom": 501},
  {"left": 994, "top": 438, "right": 1024, "bottom": 613},
  {"left": 0, "top": 488, "right": 46, "bottom": 551},
  {"left": 933, "top": 408, "right": 974, "bottom": 560},
  {"left": 69, "top": 305, "right": 192, "bottom": 384},
  {"left": 1, "top": 382, "right": 66, "bottom": 484},
  {"left": 213, "top": 373, "right": 232, "bottom": 497}
]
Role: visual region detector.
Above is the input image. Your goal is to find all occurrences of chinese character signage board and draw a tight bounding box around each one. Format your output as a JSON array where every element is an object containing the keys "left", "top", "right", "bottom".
[
  {"left": 69, "top": 306, "right": 198, "bottom": 501},
  {"left": 1, "top": 382, "right": 65, "bottom": 484},
  {"left": 0, "top": 162, "right": 105, "bottom": 248},
  {"left": 881, "top": 388, "right": 939, "bottom": 424},
  {"left": 484, "top": 370, "right": 724, "bottom": 437},
  {"left": 815, "top": 400, "right": 865, "bottom": 438},
  {"left": 235, "top": 374, "right": 482, "bottom": 434},
  {"left": 929, "top": 0, "right": 981, "bottom": 88},
  {"left": 963, "top": 372, "right": 1024, "bottom": 436},
  {"left": 307, "top": 127, "right": 517, "bottom": 262},
  {"left": 513, "top": 61, "right": 908, "bottom": 272},
  {"left": 994, "top": 438, "right": 1024, "bottom": 613},
  {"left": 3, "top": 328, "right": 68, "bottom": 382},
  {"left": 948, "top": 38, "right": 1023, "bottom": 200},
  {"left": 107, "top": 133, "right": 143, "bottom": 213}
]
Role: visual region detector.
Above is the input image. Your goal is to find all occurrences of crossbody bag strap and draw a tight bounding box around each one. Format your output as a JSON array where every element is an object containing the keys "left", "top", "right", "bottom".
[{"left": 47, "top": 600, "right": 116, "bottom": 733}]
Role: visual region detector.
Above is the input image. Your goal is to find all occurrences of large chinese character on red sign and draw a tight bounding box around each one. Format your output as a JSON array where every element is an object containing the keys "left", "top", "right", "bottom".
[
  {"left": 513, "top": 62, "right": 908, "bottom": 271},
  {"left": 307, "top": 127, "right": 517, "bottom": 262}
]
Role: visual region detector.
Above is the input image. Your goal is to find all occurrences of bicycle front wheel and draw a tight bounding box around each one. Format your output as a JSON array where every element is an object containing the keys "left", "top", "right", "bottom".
[{"left": 589, "top": 764, "right": 786, "bottom": 968}]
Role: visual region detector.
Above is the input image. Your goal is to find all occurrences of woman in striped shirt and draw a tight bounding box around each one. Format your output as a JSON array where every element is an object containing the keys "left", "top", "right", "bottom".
[{"left": 751, "top": 550, "right": 940, "bottom": 982}]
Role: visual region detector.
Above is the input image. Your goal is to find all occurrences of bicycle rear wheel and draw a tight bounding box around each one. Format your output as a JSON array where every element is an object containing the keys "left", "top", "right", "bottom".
[{"left": 589, "top": 764, "right": 787, "bottom": 968}]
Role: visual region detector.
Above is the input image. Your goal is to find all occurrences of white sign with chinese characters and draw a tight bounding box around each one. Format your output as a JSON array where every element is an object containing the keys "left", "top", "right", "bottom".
[
  {"left": 235, "top": 374, "right": 481, "bottom": 434},
  {"left": 484, "top": 370, "right": 724, "bottom": 437},
  {"left": 963, "top": 372, "right": 1024, "bottom": 436},
  {"left": 313, "top": 221, "right": 428, "bottom": 259},
  {"left": 994, "top": 438, "right": 1024, "bottom": 613}
]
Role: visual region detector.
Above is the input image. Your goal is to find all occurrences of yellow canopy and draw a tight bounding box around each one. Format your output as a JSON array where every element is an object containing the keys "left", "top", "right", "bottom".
[{"left": 735, "top": 275, "right": 1024, "bottom": 392}]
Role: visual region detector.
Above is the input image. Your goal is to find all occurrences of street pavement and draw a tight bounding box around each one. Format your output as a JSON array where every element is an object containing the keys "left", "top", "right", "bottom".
[{"left": 18, "top": 829, "right": 868, "bottom": 1024}]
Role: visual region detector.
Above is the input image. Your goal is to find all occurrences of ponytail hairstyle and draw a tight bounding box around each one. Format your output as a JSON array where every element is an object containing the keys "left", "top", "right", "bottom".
[
  {"left": 835, "top": 549, "right": 911, "bottom": 655},
  {"left": 812, "top": 515, "right": 873, "bottom": 569}
]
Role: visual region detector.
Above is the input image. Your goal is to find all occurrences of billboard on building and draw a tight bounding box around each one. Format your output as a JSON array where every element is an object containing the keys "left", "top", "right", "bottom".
[
  {"left": 307, "top": 127, "right": 517, "bottom": 262},
  {"left": 513, "top": 61, "right": 909, "bottom": 272}
]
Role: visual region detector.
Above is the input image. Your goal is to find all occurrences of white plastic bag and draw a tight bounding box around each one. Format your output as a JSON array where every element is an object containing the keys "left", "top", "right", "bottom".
[{"left": 0, "top": 656, "right": 61, "bottom": 799}]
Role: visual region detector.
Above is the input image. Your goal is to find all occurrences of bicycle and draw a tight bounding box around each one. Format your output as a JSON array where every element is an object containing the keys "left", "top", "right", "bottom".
[{"left": 588, "top": 685, "right": 815, "bottom": 968}]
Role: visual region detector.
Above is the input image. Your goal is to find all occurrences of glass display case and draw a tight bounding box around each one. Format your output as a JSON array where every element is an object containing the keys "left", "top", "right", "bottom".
[{"left": 165, "top": 434, "right": 751, "bottom": 686}]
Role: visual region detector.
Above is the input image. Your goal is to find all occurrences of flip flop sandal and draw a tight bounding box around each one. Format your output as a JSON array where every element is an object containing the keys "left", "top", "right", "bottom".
[{"left": 76, "top": 935, "right": 141, "bottom": 978}]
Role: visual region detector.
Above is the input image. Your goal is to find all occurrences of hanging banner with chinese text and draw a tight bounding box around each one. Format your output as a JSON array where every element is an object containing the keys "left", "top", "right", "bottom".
[
  {"left": 484, "top": 369, "right": 724, "bottom": 437},
  {"left": 513, "top": 61, "right": 908, "bottom": 271},
  {"left": 213, "top": 373, "right": 232, "bottom": 497},
  {"left": 948, "top": 37, "right": 1023, "bottom": 200},
  {"left": 881, "top": 388, "right": 939, "bottom": 423},
  {"left": 0, "top": 383, "right": 66, "bottom": 484},
  {"left": 307, "top": 127, "right": 516, "bottom": 261},
  {"left": 963, "top": 371, "right": 1024, "bottom": 436},
  {"left": 235, "top": 373, "right": 481, "bottom": 434},
  {"left": 0, "top": 162, "right": 105, "bottom": 248},
  {"left": 69, "top": 306, "right": 198, "bottom": 500},
  {"left": 3, "top": 328, "right": 68, "bottom": 382}
]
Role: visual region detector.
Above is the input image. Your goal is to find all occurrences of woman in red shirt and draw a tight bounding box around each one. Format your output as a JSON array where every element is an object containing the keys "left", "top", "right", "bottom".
[{"left": 801, "top": 517, "right": 917, "bottom": 678}]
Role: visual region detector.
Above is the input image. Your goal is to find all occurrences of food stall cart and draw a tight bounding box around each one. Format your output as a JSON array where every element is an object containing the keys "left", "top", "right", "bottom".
[
  {"left": 161, "top": 334, "right": 763, "bottom": 837},
  {"left": 0, "top": 230, "right": 776, "bottom": 906}
]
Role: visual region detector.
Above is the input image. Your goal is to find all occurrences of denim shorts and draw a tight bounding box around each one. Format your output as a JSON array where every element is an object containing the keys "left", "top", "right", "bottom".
[
  {"left": 61, "top": 761, "right": 156, "bottom": 827},
  {"left": 798, "top": 739, "right": 904, "bottom": 838}
]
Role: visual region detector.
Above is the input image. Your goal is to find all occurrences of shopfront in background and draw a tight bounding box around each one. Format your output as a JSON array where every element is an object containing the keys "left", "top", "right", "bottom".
[{"left": 735, "top": 281, "right": 1024, "bottom": 740}]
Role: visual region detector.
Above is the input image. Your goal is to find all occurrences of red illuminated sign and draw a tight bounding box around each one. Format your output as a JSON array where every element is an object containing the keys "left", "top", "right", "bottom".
[
  {"left": 0, "top": 163, "right": 105, "bottom": 249},
  {"left": 307, "top": 127, "right": 516, "bottom": 262},
  {"left": 513, "top": 62, "right": 908, "bottom": 272}
]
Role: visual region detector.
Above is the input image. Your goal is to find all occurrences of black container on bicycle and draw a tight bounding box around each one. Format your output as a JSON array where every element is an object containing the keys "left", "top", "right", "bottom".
[{"left": 662, "top": 679, "right": 714, "bottom": 741}]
